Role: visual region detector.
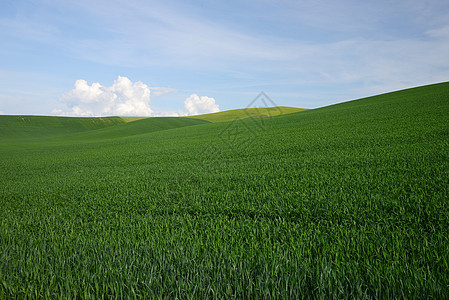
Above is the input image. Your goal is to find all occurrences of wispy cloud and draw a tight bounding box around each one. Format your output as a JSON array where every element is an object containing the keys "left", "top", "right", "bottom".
[
  {"left": 150, "top": 87, "right": 178, "bottom": 97},
  {"left": 49, "top": 0, "right": 449, "bottom": 85},
  {"left": 1, "top": 0, "right": 449, "bottom": 112},
  {"left": 0, "top": 17, "right": 60, "bottom": 44}
]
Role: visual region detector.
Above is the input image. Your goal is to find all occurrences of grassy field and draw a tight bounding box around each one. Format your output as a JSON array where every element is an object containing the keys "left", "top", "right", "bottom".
[
  {"left": 0, "top": 116, "right": 124, "bottom": 140},
  {"left": 0, "top": 83, "right": 448, "bottom": 298}
]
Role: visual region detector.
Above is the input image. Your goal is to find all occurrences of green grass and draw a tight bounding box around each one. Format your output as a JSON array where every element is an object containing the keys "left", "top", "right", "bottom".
[
  {"left": 188, "top": 106, "right": 307, "bottom": 122},
  {"left": 0, "top": 116, "right": 124, "bottom": 140},
  {"left": 0, "top": 82, "right": 448, "bottom": 298},
  {"left": 57, "top": 117, "right": 210, "bottom": 141},
  {"left": 120, "top": 116, "right": 151, "bottom": 123},
  {"left": 0, "top": 116, "right": 209, "bottom": 143}
]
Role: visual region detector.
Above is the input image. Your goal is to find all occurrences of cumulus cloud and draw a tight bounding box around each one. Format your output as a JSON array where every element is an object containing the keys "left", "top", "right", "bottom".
[
  {"left": 149, "top": 94, "right": 220, "bottom": 116},
  {"left": 183, "top": 94, "right": 219, "bottom": 115},
  {"left": 57, "top": 76, "right": 153, "bottom": 116},
  {"left": 55, "top": 76, "right": 219, "bottom": 117}
]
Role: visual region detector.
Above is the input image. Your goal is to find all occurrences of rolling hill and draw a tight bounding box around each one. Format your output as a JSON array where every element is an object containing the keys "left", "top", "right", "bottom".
[
  {"left": 0, "top": 106, "right": 303, "bottom": 141},
  {"left": 187, "top": 106, "right": 307, "bottom": 122},
  {"left": 0, "top": 82, "right": 448, "bottom": 298},
  {"left": 0, "top": 115, "right": 124, "bottom": 140},
  {"left": 58, "top": 117, "right": 210, "bottom": 141}
]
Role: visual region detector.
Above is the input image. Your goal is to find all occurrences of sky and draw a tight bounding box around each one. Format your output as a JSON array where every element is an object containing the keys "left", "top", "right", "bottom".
[{"left": 1, "top": 0, "right": 449, "bottom": 116}]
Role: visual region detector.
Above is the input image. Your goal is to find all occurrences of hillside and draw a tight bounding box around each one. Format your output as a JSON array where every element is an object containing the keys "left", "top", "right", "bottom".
[
  {"left": 0, "top": 82, "right": 448, "bottom": 298},
  {"left": 0, "top": 115, "right": 209, "bottom": 143},
  {"left": 59, "top": 117, "right": 210, "bottom": 141},
  {"left": 0, "top": 115, "right": 124, "bottom": 140},
  {"left": 188, "top": 106, "right": 306, "bottom": 122},
  {"left": 0, "top": 106, "right": 302, "bottom": 141}
]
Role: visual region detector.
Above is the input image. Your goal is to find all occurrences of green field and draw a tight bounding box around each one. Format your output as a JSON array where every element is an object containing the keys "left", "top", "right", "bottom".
[
  {"left": 0, "top": 83, "right": 448, "bottom": 298},
  {"left": 0, "top": 116, "right": 124, "bottom": 140}
]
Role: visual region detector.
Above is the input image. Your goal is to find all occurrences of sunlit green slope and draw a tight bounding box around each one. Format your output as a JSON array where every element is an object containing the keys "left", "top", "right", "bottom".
[{"left": 187, "top": 106, "right": 306, "bottom": 122}]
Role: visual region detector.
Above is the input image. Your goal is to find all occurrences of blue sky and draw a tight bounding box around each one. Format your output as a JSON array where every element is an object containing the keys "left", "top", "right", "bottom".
[{"left": 1, "top": 0, "right": 449, "bottom": 116}]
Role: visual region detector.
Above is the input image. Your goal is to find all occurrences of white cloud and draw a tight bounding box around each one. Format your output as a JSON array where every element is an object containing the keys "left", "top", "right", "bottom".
[
  {"left": 57, "top": 76, "right": 153, "bottom": 116},
  {"left": 183, "top": 94, "right": 220, "bottom": 115},
  {"left": 56, "top": 77, "right": 220, "bottom": 117},
  {"left": 148, "top": 94, "right": 220, "bottom": 117},
  {"left": 150, "top": 87, "right": 178, "bottom": 97}
]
